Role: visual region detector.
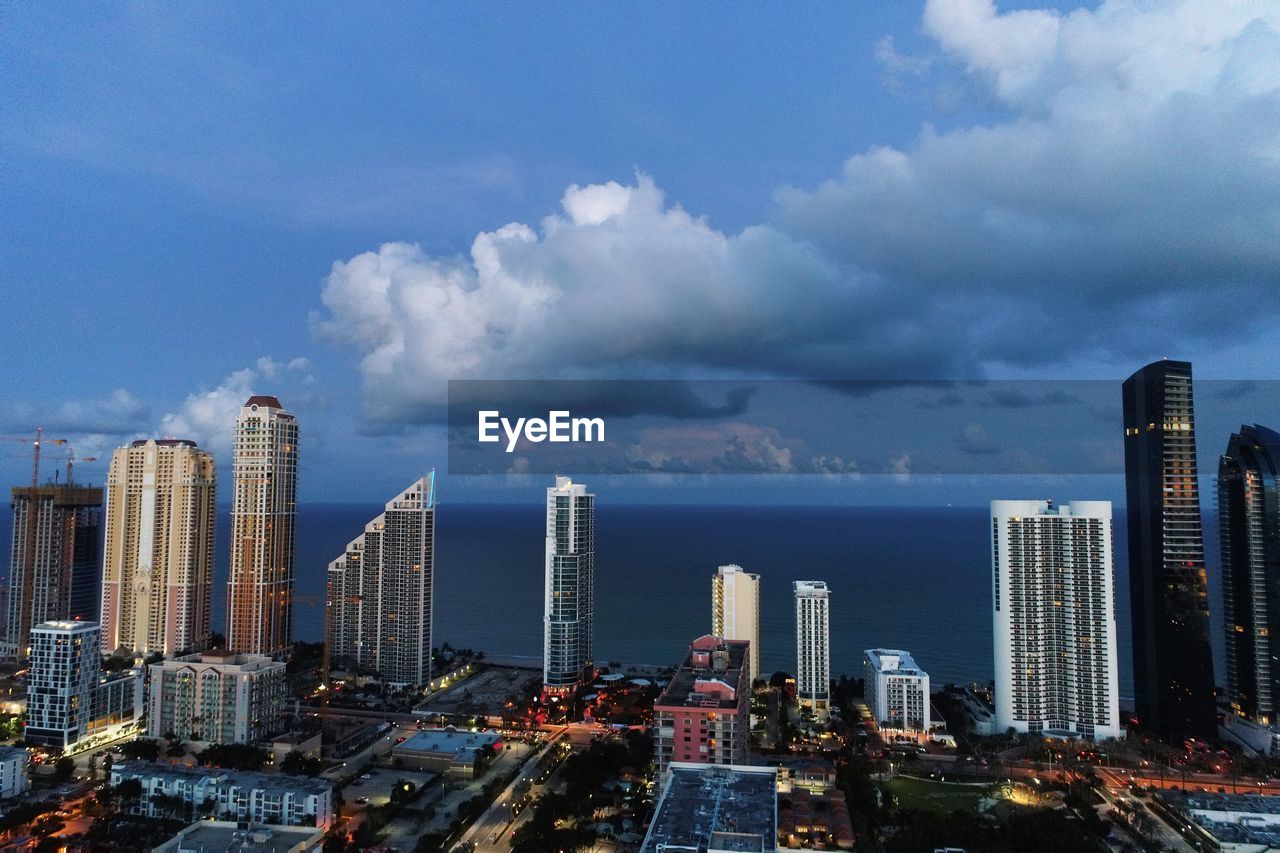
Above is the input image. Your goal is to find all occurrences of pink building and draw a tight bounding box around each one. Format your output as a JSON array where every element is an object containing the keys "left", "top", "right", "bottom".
[{"left": 654, "top": 635, "right": 751, "bottom": 773}]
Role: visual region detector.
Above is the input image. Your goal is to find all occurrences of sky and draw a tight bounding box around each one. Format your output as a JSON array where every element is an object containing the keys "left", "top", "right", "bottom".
[{"left": 2, "top": 0, "right": 1278, "bottom": 504}]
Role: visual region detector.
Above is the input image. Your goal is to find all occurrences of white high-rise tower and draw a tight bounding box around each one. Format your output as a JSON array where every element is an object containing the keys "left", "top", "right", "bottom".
[
  {"left": 992, "top": 500, "right": 1121, "bottom": 740},
  {"left": 713, "top": 565, "right": 761, "bottom": 683},
  {"left": 543, "top": 476, "right": 595, "bottom": 695},
  {"left": 328, "top": 474, "right": 436, "bottom": 685},
  {"left": 794, "top": 580, "right": 830, "bottom": 719}
]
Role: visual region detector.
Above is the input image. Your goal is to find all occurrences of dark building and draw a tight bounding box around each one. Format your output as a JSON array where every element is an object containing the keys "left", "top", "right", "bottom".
[
  {"left": 4, "top": 484, "right": 103, "bottom": 655},
  {"left": 1123, "top": 359, "right": 1217, "bottom": 742},
  {"left": 1220, "top": 424, "right": 1280, "bottom": 726}
]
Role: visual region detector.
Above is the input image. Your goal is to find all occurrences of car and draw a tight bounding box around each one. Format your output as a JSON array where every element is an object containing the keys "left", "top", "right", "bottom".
[{"left": 355, "top": 796, "right": 370, "bottom": 805}]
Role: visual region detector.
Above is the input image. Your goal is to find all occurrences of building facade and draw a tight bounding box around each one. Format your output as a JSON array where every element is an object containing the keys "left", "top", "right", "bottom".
[
  {"left": 25, "top": 620, "right": 99, "bottom": 748},
  {"left": 1123, "top": 360, "right": 1217, "bottom": 742},
  {"left": 0, "top": 747, "right": 29, "bottom": 800},
  {"left": 794, "top": 581, "right": 830, "bottom": 719},
  {"left": 5, "top": 485, "right": 102, "bottom": 655},
  {"left": 992, "top": 500, "right": 1121, "bottom": 740},
  {"left": 148, "top": 651, "right": 287, "bottom": 744},
  {"left": 327, "top": 475, "right": 435, "bottom": 685},
  {"left": 226, "top": 396, "right": 298, "bottom": 658},
  {"left": 712, "top": 564, "right": 761, "bottom": 684},
  {"left": 543, "top": 476, "right": 594, "bottom": 695},
  {"left": 654, "top": 635, "right": 751, "bottom": 773},
  {"left": 1220, "top": 424, "right": 1280, "bottom": 726},
  {"left": 100, "top": 439, "right": 217, "bottom": 657},
  {"left": 864, "top": 648, "right": 931, "bottom": 733},
  {"left": 23, "top": 620, "right": 143, "bottom": 751},
  {"left": 110, "top": 761, "right": 333, "bottom": 829}
]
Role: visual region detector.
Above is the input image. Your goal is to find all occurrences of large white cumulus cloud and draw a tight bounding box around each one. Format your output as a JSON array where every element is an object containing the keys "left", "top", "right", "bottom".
[{"left": 316, "top": 0, "right": 1280, "bottom": 423}]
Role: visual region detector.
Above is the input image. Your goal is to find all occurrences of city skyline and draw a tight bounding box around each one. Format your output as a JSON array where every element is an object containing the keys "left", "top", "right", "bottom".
[{"left": 3, "top": 1, "right": 1277, "bottom": 505}]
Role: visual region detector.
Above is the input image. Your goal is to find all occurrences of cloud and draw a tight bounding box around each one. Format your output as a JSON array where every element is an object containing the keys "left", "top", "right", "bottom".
[
  {"left": 158, "top": 357, "right": 314, "bottom": 456},
  {"left": 0, "top": 389, "right": 150, "bottom": 435},
  {"left": 779, "top": 0, "right": 1280, "bottom": 368},
  {"left": 623, "top": 423, "right": 797, "bottom": 474},
  {"left": 953, "top": 421, "right": 1001, "bottom": 455},
  {"left": 316, "top": 0, "right": 1280, "bottom": 427}
]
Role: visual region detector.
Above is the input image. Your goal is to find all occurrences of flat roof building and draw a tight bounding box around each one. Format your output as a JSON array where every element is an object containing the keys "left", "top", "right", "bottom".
[
  {"left": 640, "top": 763, "right": 778, "bottom": 853},
  {"left": 148, "top": 651, "right": 287, "bottom": 744},
  {"left": 864, "top": 649, "right": 931, "bottom": 733},
  {"left": 155, "top": 821, "right": 324, "bottom": 853},
  {"left": 391, "top": 726, "right": 501, "bottom": 778},
  {"left": 654, "top": 635, "right": 751, "bottom": 774}
]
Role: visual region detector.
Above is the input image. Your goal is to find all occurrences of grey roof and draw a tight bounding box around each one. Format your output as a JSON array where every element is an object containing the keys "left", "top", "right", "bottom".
[{"left": 641, "top": 764, "right": 777, "bottom": 853}]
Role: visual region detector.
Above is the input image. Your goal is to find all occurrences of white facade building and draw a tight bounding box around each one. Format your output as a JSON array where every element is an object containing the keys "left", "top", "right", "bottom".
[
  {"left": 544, "top": 477, "right": 595, "bottom": 695},
  {"left": 0, "top": 747, "right": 30, "bottom": 799},
  {"left": 327, "top": 475, "right": 435, "bottom": 685},
  {"left": 864, "top": 649, "right": 931, "bottom": 732},
  {"left": 992, "top": 500, "right": 1122, "bottom": 740},
  {"left": 794, "top": 581, "right": 830, "bottom": 719},
  {"left": 148, "top": 651, "right": 287, "bottom": 744},
  {"left": 110, "top": 761, "right": 333, "bottom": 829},
  {"left": 713, "top": 565, "right": 761, "bottom": 683}
]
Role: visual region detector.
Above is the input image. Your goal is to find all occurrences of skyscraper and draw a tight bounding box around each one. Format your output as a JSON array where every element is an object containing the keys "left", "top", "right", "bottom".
[
  {"left": 1123, "top": 359, "right": 1217, "bottom": 741},
  {"left": 865, "top": 649, "right": 931, "bottom": 734},
  {"left": 226, "top": 396, "right": 298, "bottom": 658},
  {"left": 1220, "top": 424, "right": 1280, "bottom": 726},
  {"left": 5, "top": 484, "right": 102, "bottom": 655},
  {"left": 794, "top": 580, "right": 830, "bottom": 719},
  {"left": 100, "top": 439, "right": 217, "bottom": 656},
  {"left": 991, "top": 500, "right": 1122, "bottom": 740},
  {"left": 712, "top": 564, "right": 761, "bottom": 683},
  {"left": 543, "top": 476, "right": 594, "bottom": 695},
  {"left": 328, "top": 474, "right": 436, "bottom": 685}
]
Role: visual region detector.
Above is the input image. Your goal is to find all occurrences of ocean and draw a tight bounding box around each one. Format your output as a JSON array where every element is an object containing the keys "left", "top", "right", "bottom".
[{"left": 1, "top": 502, "right": 1230, "bottom": 697}]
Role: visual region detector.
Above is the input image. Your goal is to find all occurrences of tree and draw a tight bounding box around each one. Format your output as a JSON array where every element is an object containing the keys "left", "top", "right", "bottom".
[
  {"left": 198, "top": 743, "right": 268, "bottom": 771},
  {"left": 116, "top": 777, "right": 144, "bottom": 808},
  {"left": 280, "top": 751, "right": 323, "bottom": 777},
  {"left": 53, "top": 755, "right": 76, "bottom": 782},
  {"left": 389, "top": 779, "right": 416, "bottom": 808},
  {"left": 119, "top": 739, "right": 161, "bottom": 761}
]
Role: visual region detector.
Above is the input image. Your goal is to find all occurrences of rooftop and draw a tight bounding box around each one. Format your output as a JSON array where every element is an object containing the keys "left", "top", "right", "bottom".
[
  {"left": 160, "top": 820, "right": 324, "bottom": 853},
  {"left": 655, "top": 635, "right": 749, "bottom": 711},
  {"left": 155, "top": 651, "right": 285, "bottom": 672},
  {"left": 865, "top": 648, "right": 928, "bottom": 678},
  {"left": 129, "top": 438, "right": 198, "bottom": 448},
  {"left": 244, "top": 394, "right": 284, "bottom": 409},
  {"left": 640, "top": 763, "right": 777, "bottom": 853},
  {"left": 394, "top": 727, "right": 501, "bottom": 758},
  {"left": 112, "top": 761, "right": 333, "bottom": 797},
  {"left": 1175, "top": 790, "right": 1280, "bottom": 816}
]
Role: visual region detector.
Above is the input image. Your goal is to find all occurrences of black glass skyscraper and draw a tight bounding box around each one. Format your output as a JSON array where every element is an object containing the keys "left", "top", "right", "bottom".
[
  {"left": 1220, "top": 424, "right": 1280, "bottom": 726},
  {"left": 1122, "top": 359, "right": 1217, "bottom": 742}
]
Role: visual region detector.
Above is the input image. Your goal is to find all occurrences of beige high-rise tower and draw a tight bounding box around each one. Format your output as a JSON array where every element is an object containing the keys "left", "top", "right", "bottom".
[
  {"left": 100, "top": 439, "right": 216, "bottom": 656},
  {"left": 226, "top": 396, "right": 298, "bottom": 658},
  {"left": 712, "top": 564, "right": 761, "bottom": 683}
]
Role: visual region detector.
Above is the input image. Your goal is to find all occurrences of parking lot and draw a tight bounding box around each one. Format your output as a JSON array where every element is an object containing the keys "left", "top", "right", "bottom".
[{"left": 342, "top": 766, "right": 437, "bottom": 808}]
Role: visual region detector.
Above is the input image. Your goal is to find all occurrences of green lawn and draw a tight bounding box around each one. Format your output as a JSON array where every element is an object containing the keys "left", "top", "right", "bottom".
[{"left": 888, "top": 775, "right": 994, "bottom": 813}]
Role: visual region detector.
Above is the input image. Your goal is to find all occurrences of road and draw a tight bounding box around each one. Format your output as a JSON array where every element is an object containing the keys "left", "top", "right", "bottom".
[{"left": 457, "top": 722, "right": 603, "bottom": 853}]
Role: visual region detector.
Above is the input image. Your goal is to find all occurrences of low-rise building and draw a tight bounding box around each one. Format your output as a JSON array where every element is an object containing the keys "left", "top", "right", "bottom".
[
  {"left": 864, "top": 649, "right": 930, "bottom": 733},
  {"left": 391, "top": 727, "right": 501, "bottom": 778},
  {"left": 654, "top": 635, "right": 751, "bottom": 774},
  {"left": 0, "top": 747, "right": 29, "bottom": 799},
  {"left": 109, "top": 761, "right": 333, "bottom": 829},
  {"left": 641, "top": 763, "right": 778, "bottom": 853},
  {"left": 148, "top": 651, "right": 287, "bottom": 744},
  {"left": 155, "top": 821, "right": 324, "bottom": 853},
  {"left": 1164, "top": 791, "right": 1280, "bottom": 851}
]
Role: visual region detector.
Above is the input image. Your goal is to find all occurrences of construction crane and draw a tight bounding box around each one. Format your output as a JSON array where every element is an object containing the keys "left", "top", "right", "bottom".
[
  {"left": 63, "top": 449, "right": 98, "bottom": 485},
  {"left": 0, "top": 429, "right": 69, "bottom": 657}
]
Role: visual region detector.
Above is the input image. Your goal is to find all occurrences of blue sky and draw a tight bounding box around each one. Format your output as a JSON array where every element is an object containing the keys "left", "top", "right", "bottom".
[{"left": 3, "top": 1, "right": 1278, "bottom": 503}]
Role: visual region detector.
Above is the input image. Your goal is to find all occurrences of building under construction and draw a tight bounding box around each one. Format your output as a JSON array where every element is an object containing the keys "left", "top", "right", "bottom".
[{"left": 3, "top": 484, "right": 103, "bottom": 656}]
